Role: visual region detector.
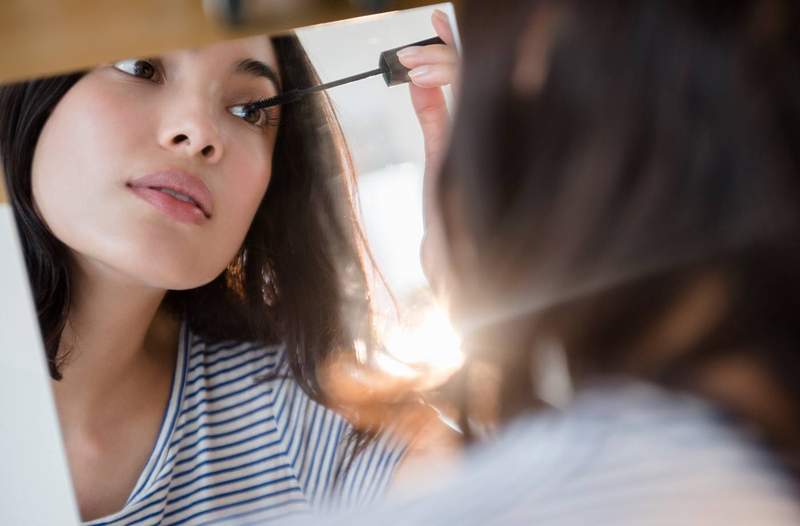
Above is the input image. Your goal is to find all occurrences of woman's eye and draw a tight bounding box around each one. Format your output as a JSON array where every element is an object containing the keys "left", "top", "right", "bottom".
[
  {"left": 112, "top": 59, "right": 161, "bottom": 82},
  {"left": 228, "top": 104, "right": 278, "bottom": 129}
]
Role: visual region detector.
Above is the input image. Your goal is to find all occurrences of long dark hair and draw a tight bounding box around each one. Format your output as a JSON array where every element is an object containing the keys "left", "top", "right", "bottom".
[
  {"left": 442, "top": 0, "right": 800, "bottom": 469},
  {"left": 0, "top": 34, "right": 374, "bottom": 409}
]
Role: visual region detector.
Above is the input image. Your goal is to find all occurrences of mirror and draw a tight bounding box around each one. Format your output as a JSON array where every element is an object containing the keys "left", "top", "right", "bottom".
[{"left": 0, "top": 4, "right": 460, "bottom": 524}]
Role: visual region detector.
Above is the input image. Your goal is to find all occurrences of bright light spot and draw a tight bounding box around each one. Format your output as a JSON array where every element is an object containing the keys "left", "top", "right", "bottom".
[
  {"left": 354, "top": 338, "right": 369, "bottom": 364},
  {"left": 373, "top": 350, "right": 420, "bottom": 379},
  {"left": 375, "top": 306, "right": 465, "bottom": 386}
]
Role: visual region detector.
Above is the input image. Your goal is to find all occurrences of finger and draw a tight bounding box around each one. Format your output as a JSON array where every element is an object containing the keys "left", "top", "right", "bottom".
[
  {"left": 408, "top": 84, "right": 450, "bottom": 163},
  {"left": 408, "top": 63, "right": 458, "bottom": 89},
  {"left": 432, "top": 9, "right": 456, "bottom": 47},
  {"left": 396, "top": 44, "right": 459, "bottom": 69}
]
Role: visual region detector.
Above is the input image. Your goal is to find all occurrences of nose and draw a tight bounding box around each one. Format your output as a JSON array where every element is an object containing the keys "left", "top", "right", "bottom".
[{"left": 158, "top": 99, "right": 224, "bottom": 163}]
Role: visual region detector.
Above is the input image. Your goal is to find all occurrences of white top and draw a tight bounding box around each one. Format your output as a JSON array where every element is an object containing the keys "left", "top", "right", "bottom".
[
  {"left": 84, "top": 321, "right": 405, "bottom": 526},
  {"left": 291, "top": 382, "right": 800, "bottom": 526}
]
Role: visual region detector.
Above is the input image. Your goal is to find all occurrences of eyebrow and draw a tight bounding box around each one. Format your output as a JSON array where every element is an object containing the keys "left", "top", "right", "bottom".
[{"left": 234, "top": 58, "right": 281, "bottom": 92}]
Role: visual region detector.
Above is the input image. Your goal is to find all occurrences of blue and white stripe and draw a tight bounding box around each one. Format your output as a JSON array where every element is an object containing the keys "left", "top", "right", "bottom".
[{"left": 85, "top": 321, "right": 405, "bottom": 526}]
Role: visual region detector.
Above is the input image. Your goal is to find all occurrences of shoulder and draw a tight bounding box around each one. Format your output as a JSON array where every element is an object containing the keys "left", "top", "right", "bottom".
[
  {"left": 510, "top": 383, "right": 800, "bottom": 524},
  {"left": 317, "top": 383, "right": 800, "bottom": 526},
  {"left": 185, "top": 327, "right": 407, "bottom": 506}
]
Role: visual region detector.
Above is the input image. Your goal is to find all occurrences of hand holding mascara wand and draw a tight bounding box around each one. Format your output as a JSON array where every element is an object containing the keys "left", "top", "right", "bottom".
[
  {"left": 237, "top": 36, "right": 445, "bottom": 114},
  {"left": 279, "top": 9, "right": 461, "bottom": 459}
]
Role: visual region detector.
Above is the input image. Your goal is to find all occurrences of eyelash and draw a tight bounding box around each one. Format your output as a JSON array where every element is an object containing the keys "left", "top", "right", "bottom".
[
  {"left": 229, "top": 101, "right": 281, "bottom": 129},
  {"left": 112, "top": 59, "right": 280, "bottom": 130}
]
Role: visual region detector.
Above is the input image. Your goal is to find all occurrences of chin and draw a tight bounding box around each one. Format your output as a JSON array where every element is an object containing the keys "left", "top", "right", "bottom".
[{"left": 118, "top": 256, "right": 225, "bottom": 292}]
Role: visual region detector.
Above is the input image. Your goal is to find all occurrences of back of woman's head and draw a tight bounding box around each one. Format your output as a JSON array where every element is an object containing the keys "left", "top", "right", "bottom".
[{"left": 442, "top": 0, "right": 800, "bottom": 455}]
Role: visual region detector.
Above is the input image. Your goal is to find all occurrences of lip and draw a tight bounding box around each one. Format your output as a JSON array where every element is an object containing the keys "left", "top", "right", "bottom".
[{"left": 127, "top": 170, "right": 213, "bottom": 225}]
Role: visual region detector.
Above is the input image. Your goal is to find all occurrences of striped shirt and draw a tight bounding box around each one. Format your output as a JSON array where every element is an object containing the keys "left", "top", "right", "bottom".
[
  {"left": 294, "top": 382, "right": 800, "bottom": 526},
  {"left": 85, "top": 321, "right": 405, "bottom": 526}
]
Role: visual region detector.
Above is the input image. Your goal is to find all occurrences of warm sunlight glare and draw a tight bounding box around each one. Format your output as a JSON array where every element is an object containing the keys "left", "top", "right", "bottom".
[{"left": 375, "top": 306, "right": 465, "bottom": 385}]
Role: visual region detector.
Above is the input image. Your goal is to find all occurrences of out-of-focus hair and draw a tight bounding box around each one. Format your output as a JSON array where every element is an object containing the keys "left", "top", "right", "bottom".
[{"left": 441, "top": 0, "right": 800, "bottom": 472}]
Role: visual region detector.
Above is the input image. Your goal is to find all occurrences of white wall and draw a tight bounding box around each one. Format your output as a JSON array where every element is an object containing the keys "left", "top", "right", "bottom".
[
  {"left": 0, "top": 205, "right": 80, "bottom": 524},
  {"left": 297, "top": 3, "right": 458, "bottom": 301}
]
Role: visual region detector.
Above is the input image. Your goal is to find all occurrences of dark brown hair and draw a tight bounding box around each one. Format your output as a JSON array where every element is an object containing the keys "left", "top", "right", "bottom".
[
  {"left": 442, "top": 0, "right": 800, "bottom": 469},
  {"left": 0, "top": 34, "right": 374, "bottom": 410}
]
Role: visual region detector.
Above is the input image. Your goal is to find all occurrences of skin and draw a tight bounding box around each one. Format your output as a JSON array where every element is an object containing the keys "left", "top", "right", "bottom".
[
  {"left": 32, "top": 36, "right": 281, "bottom": 520},
  {"left": 29, "top": 12, "right": 458, "bottom": 519}
]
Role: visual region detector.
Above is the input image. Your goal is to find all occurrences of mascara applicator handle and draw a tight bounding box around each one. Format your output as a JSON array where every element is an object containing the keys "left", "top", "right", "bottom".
[{"left": 379, "top": 36, "right": 445, "bottom": 86}]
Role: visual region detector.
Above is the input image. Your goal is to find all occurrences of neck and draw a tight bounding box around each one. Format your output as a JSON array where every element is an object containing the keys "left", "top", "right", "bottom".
[{"left": 52, "top": 254, "right": 180, "bottom": 429}]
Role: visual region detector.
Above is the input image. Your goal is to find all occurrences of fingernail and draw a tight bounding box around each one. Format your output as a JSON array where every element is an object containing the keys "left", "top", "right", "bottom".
[
  {"left": 397, "top": 46, "right": 420, "bottom": 60},
  {"left": 433, "top": 9, "right": 448, "bottom": 22},
  {"left": 408, "top": 66, "right": 431, "bottom": 80}
]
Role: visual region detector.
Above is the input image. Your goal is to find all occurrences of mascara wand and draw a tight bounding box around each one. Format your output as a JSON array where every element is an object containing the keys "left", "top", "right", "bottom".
[{"left": 243, "top": 36, "right": 445, "bottom": 112}]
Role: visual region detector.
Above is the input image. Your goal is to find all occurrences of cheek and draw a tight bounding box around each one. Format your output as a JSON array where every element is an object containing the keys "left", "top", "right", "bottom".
[
  {"left": 213, "top": 140, "right": 274, "bottom": 253},
  {"left": 31, "top": 77, "right": 147, "bottom": 238}
]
